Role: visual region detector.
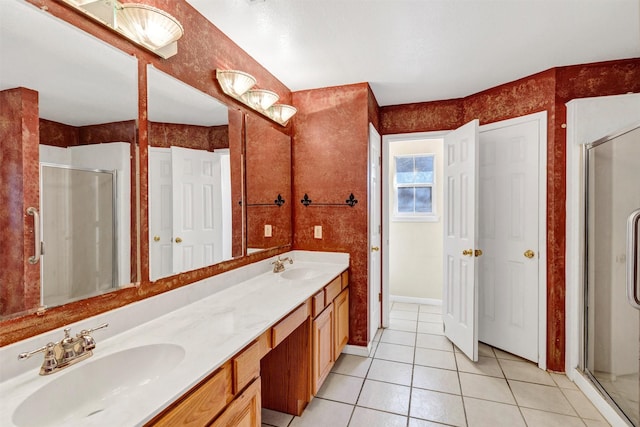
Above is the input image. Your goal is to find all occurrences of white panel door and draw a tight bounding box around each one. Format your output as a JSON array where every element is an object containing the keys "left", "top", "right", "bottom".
[
  {"left": 149, "top": 148, "right": 173, "bottom": 281},
  {"left": 478, "top": 118, "right": 540, "bottom": 362},
  {"left": 171, "top": 147, "right": 218, "bottom": 273},
  {"left": 369, "top": 123, "right": 382, "bottom": 343},
  {"left": 443, "top": 119, "right": 479, "bottom": 362}
]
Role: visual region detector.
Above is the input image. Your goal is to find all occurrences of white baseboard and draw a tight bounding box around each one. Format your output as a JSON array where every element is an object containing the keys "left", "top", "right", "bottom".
[
  {"left": 390, "top": 295, "right": 442, "bottom": 306},
  {"left": 571, "top": 368, "right": 630, "bottom": 427},
  {"left": 342, "top": 343, "right": 373, "bottom": 357}
]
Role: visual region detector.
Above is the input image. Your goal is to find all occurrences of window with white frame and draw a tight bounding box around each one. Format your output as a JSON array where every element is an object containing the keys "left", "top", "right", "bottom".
[{"left": 394, "top": 154, "right": 435, "bottom": 219}]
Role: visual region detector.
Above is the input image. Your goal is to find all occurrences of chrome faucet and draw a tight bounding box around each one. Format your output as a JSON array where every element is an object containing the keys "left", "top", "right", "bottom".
[
  {"left": 18, "top": 323, "right": 108, "bottom": 375},
  {"left": 272, "top": 256, "right": 293, "bottom": 273}
]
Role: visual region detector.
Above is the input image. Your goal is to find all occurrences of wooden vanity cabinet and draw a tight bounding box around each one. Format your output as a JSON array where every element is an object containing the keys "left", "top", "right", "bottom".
[
  {"left": 311, "top": 271, "right": 350, "bottom": 395},
  {"left": 210, "top": 378, "right": 261, "bottom": 427}
]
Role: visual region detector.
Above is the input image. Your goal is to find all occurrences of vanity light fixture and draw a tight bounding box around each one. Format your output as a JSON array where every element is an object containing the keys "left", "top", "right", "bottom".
[
  {"left": 215, "top": 69, "right": 297, "bottom": 126},
  {"left": 57, "top": 0, "right": 184, "bottom": 59}
]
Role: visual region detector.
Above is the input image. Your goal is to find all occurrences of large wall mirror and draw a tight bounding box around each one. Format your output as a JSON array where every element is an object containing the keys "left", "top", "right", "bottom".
[
  {"left": 245, "top": 115, "right": 292, "bottom": 253},
  {"left": 147, "top": 65, "right": 243, "bottom": 281},
  {"left": 0, "top": 0, "right": 139, "bottom": 318}
]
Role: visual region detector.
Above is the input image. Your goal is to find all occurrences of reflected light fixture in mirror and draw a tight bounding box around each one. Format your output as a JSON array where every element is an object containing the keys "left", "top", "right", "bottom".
[
  {"left": 58, "top": 0, "right": 184, "bottom": 59},
  {"left": 216, "top": 69, "right": 297, "bottom": 126}
]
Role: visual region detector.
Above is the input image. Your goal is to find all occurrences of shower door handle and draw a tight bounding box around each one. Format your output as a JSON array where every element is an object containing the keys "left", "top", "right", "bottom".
[
  {"left": 26, "top": 207, "right": 41, "bottom": 265},
  {"left": 626, "top": 208, "right": 640, "bottom": 310}
]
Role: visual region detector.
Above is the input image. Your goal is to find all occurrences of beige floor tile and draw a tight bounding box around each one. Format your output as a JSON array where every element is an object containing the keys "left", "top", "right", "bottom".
[
  {"left": 392, "top": 302, "right": 420, "bottom": 312},
  {"left": 261, "top": 408, "right": 294, "bottom": 427},
  {"left": 509, "top": 380, "right": 577, "bottom": 416},
  {"left": 289, "top": 398, "right": 353, "bottom": 427},
  {"left": 478, "top": 342, "right": 495, "bottom": 358},
  {"left": 418, "top": 312, "right": 442, "bottom": 323},
  {"left": 332, "top": 354, "right": 372, "bottom": 378},
  {"left": 459, "top": 372, "right": 515, "bottom": 404},
  {"left": 389, "top": 318, "right": 418, "bottom": 332},
  {"left": 520, "top": 408, "right": 586, "bottom": 427},
  {"left": 583, "top": 419, "right": 611, "bottom": 426},
  {"left": 464, "top": 397, "right": 526, "bottom": 427},
  {"left": 493, "top": 348, "right": 527, "bottom": 361},
  {"left": 380, "top": 329, "right": 416, "bottom": 347},
  {"left": 390, "top": 310, "right": 419, "bottom": 321},
  {"left": 413, "top": 365, "right": 461, "bottom": 395},
  {"left": 561, "top": 388, "right": 606, "bottom": 421},
  {"left": 416, "top": 333, "right": 454, "bottom": 352},
  {"left": 348, "top": 407, "right": 407, "bottom": 427},
  {"left": 455, "top": 353, "right": 504, "bottom": 378},
  {"left": 315, "top": 372, "right": 364, "bottom": 404},
  {"left": 417, "top": 321, "right": 444, "bottom": 335},
  {"left": 357, "top": 380, "right": 411, "bottom": 415},
  {"left": 374, "top": 342, "right": 415, "bottom": 364},
  {"left": 414, "top": 347, "right": 457, "bottom": 370},
  {"left": 408, "top": 418, "right": 449, "bottom": 427},
  {"left": 419, "top": 304, "right": 443, "bottom": 314},
  {"left": 367, "top": 358, "right": 413, "bottom": 386},
  {"left": 499, "top": 359, "right": 555, "bottom": 386},
  {"left": 410, "top": 388, "right": 466, "bottom": 427},
  {"left": 550, "top": 372, "right": 578, "bottom": 390}
]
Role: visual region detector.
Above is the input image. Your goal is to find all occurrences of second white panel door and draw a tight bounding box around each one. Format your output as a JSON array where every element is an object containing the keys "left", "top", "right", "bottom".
[{"left": 478, "top": 117, "right": 541, "bottom": 362}]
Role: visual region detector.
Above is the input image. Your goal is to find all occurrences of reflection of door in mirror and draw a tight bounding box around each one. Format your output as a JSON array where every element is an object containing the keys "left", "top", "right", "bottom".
[
  {"left": 0, "top": 0, "right": 138, "bottom": 317},
  {"left": 245, "top": 115, "right": 292, "bottom": 253},
  {"left": 147, "top": 66, "right": 236, "bottom": 281},
  {"left": 149, "top": 147, "right": 231, "bottom": 280}
]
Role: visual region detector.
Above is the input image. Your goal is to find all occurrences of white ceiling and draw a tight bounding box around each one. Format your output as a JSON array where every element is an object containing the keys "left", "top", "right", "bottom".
[{"left": 186, "top": 0, "right": 640, "bottom": 106}]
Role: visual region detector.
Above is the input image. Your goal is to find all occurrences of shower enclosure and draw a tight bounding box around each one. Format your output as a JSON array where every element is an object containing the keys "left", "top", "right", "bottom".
[
  {"left": 40, "top": 164, "right": 117, "bottom": 307},
  {"left": 583, "top": 124, "right": 640, "bottom": 426}
]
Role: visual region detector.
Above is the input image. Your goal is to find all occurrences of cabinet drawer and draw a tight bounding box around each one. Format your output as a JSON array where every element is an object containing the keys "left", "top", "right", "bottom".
[
  {"left": 312, "top": 290, "right": 325, "bottom": 318},
  {"left": 149, "top": 362, "right": 232, "bottom": 426},
  {"left": 324, "top": 276, "right": 341, "bottom": 304},
  {"left": 272, "top": 302, "right": 310, "bottom": 347},
  {"left": 233, "top": 339, "right": 261, "bottom": 394},
  {"left": 341, "top": 270, "right": 349, "bottom": 290}
]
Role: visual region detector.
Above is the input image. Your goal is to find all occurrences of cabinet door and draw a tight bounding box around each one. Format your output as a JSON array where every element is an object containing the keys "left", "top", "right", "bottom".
[
  {"left": 333, "top": 288, "right": 349, "bottom": 360},
  {"left": 312, "top": 304, "right": 334, "bottom": 395},
  {"left": 211, "top": 378, "right": 261, "bottom": 427}
]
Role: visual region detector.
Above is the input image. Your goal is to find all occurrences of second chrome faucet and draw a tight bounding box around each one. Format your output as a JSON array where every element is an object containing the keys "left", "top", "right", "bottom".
[{"left": 272, "top": 256, "right": 293, "bottom": 273}]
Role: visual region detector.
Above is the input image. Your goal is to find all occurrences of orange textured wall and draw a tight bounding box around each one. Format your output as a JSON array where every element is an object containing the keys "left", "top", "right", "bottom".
[{"left": 292, "top": 83, "right": 372, "bottom": 346}]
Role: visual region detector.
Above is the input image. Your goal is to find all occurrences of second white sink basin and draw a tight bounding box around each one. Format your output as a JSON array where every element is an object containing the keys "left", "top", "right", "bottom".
[
  {"left": 280, "top": 267, "right": 324, "bottom": 281},
  {"left": 13, "top": 343, "right": 185, "bottom": 426}
]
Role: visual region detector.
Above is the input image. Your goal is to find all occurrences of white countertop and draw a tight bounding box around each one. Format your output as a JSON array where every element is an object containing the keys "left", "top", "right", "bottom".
[{"left": 0, "top": 251, "right": 349, "bottom": 427}]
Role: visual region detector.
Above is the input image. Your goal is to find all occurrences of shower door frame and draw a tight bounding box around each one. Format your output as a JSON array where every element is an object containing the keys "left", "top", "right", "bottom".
[
  {"left": 581, "top": 124, "right": 640, "bottom": 426},
  {"left": 39, "top": 162, "right": 119, "bottom": 306}
]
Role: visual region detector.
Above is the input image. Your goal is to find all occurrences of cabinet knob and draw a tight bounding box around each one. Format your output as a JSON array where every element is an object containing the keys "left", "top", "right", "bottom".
[
  {"left": 175, "top": 237, "right": 182, "bottom": 244},
  {"left": 524, "top": 249, "right": 535, "bottom": 259}
]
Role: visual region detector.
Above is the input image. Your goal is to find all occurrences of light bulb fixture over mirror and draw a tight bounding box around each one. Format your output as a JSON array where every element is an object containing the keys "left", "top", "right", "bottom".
[
  {"left": 57, "top": 0, "right": 184, "bottom": 59},
  {"left": 215, "top": 69, "right": 297, "bottom": 126}
]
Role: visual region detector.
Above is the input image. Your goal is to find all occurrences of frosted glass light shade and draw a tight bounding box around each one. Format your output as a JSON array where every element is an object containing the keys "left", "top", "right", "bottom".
[
  {"left": 266, "top": 104, "right": 297, "bottom": 125},
  {"left": 241, "top": 89, "right": 279, "bottom": 111},
  {"left": 117, "top": 4, "right": 184, "bottom": 50},
  {"left": 216, "top": 70, "right": 257, "bottom": 98}
]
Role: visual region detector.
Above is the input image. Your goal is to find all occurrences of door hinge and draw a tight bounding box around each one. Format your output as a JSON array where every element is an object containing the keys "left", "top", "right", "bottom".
[{"left": 378, "top": 293, "right": 382, "bottom": 302}]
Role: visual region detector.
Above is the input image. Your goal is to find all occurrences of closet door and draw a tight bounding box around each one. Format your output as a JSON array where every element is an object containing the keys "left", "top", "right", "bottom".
[
  {"left": 443, "top": 119, "right": 479, "bottom": 362},
  {"left": 148, "top": 148, "right": 173, "bottom": 281}
]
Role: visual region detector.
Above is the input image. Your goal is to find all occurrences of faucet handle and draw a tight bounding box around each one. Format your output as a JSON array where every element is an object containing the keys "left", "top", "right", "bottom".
[
  {"left": 77, "top": 323, "right": 108, "bottom": 353},
  {"left": 82, "top": 322, "right": 109, "bottom": 334},
  {"left": 18, "top": 343, "right": 52, "bottom": 360}
]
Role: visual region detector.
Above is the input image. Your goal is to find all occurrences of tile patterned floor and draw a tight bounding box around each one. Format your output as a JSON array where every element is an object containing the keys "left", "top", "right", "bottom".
[{"left": 262, "top": 302, "right": 611, "bottom": 427}]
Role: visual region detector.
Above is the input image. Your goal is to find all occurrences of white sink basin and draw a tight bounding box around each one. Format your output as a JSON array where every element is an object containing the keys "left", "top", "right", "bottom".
[
  {"left": 12, "top": 343, "right": 185, "bottom": 426},
  {"left": 280, "top": 267, "right": 323, "bottom": 281}
]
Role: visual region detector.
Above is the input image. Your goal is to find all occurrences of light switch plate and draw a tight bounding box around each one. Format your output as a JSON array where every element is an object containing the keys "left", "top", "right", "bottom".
[
  {"left": 314, "top": 225, "right": 322, "bottom": 239},
  {"left": 264, "top": 224, "right": 272, "bottom": 237}
]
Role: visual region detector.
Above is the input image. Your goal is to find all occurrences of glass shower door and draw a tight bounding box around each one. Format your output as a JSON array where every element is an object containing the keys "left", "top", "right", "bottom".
[{"left": 584, "top": 124, "right": 640, "bottom": 426}]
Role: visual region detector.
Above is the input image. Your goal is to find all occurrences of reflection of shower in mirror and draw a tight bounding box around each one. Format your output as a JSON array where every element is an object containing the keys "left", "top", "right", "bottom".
[{"left": 39, "top": 142, "right": 131, "bottom": 308}]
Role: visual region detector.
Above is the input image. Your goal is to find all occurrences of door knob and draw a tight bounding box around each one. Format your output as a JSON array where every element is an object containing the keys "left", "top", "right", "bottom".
[
  {"left": 175, "top": 237, "right": 183, "bottom": 243},
  {"left": 371, "top": 246, "right": 380, "bottom": 252},
  {"left": 153, "top": 236, "right": 160, "bottom": 242},
  {"left": 462, "top": 249, "right": 473, "bottom": 256},
  {"left": 474, "top": 249, "right": 483, "bottom": 257},
  {"left": 524, "top": 250, "right": 535, "bottom": 259}
]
